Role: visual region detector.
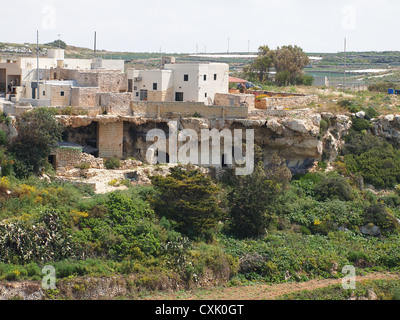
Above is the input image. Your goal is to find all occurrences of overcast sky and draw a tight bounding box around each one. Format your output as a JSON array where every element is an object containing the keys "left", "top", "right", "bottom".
[{"left": 1, "top": 0, "right": 398, "bottom": 53}]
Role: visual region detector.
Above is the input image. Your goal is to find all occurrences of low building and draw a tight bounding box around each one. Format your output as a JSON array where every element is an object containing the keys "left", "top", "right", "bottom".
[{"left": 1, "top": 48, "right": 125, "bottom": 106}]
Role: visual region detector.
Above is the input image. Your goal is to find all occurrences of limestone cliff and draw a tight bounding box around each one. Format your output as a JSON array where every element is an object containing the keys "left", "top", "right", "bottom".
[{"left": 59, "top": 109, "right": 325, "bottom": 174}]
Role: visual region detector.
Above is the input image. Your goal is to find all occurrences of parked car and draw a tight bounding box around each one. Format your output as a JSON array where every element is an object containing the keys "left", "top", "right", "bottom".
[{"left": 237, "top": 82, "right": 261, "bottom": 89}]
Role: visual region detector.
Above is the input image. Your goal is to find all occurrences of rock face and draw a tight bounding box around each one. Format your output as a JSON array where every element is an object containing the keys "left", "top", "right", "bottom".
[
  {"left": 0, "top": 281, "right": 43, "bottom": 300},
  {"left": 373, "top": 115, "right": 400, "bottom": 146},
  {"left": 60, "top": 109, "right": 324, "bottom": 175},
  {"left": 121, "top": 110, "right": 323, "bottom": 174},
  {"left": 319, "top": 113, "right": 353, "bottom": 162},
  {"left": 360, "top": 224, "right": 382, "bottom": 236}
]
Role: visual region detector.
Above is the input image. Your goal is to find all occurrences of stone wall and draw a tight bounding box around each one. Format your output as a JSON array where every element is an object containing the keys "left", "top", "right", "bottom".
[
  {"left": 97, "top": 121, "right": 124, "bottom": 158},
  {"left": 52, "top": 147, "right": 83, "bottom": 171},
  {"left": 146, "top": 87, "right": 175, "bottom": 102},
  {"left": 96, "top": 92, "right": 132, "bottom": 116},
  {"left": 71, "top": 87, "right": 100, "bottom": 108},
  {"left": 3, "top": 102, "right": 33, "bottom": 117},
  {"left": 214, "top": 93, "right": 255, "bottom": 109},
  {"left": 132, "top": 101, "right": 248, "bottom": 119},
  {"left": 52, "top": 148, "right": 105, "bottom": 174},
  {"left": 255, "top": 94, "right": 319, "bottom": 110},
  {"left": 51, "top": 85, "right": 71, "bottom": 107}
]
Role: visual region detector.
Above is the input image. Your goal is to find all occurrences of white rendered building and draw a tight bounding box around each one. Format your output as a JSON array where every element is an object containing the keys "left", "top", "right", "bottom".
[{"left": 128, "top": 61, "right": 229, "bottom": 105}]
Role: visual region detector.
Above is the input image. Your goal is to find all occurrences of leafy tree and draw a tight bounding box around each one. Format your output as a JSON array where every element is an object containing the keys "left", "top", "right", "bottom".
[
  {"left": 10, "top": 108, "right": 63, "bottom": 178},
  {"left": 149, "top": 165, "right": 224, "bottom": 239},
  {"left": 242, "top": 44, "right": 310, "bottom": 86},
  {"left": 243, "top": 45, "right": 275, "bottom": 83},
  {"left": 46, "top": 39, "right": 67, "bottom": 49},
  {"left": 274, "top": 45, "right": 310, "bottom": 86},
  {"left": 226, "top": 163, "right": 280, "bottom": 239}
]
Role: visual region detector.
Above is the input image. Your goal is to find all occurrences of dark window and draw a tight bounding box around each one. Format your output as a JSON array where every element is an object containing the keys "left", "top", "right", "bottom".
[
  {"left": 140, "top": 90, "right": 148, "bottom": 101},
  {"left": 175, "top": 92, "right": 184, "bottom": 102},
  {"left": 205, "top": 93, "right": 207, "bottom": 98},
  {"left": 128, "top": 79, "right": 133, "bottom": 92},
  {"left": 214, "top": 74, "right": 217, "bottom": 80},
  {"left": 204, "top": 75, "right": 207, "bottom": 81},
  {"left": 60, "top": 91, "right": 65, "bottom": 96},
  {"left": 153, "top": 83, "right": 158, "bottom": 90},
  {"left": 136, "top": 92, "right": 139, "bottom": 97},
  {"left": 184, "top": 74, "right": 189, "bottom": 81},
  {"left": 43, "top": 91, "right": 46, "bottom": 96}
]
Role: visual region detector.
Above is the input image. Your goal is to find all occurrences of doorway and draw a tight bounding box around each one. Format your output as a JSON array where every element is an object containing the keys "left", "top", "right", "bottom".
[{"left": 175, "top": 92, "right": 184, "bottom": 102}]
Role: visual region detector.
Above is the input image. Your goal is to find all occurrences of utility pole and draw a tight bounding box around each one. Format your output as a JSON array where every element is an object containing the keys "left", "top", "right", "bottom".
[
  {"left": 343, "top": 37, "right": 347, "bottom": 93},
  {"left": 37, "top": 30, "right": 40, "bottom": 101},
  {"left": 227, "top": 37, "right": 230, "bottom": 53},
  {"left": 248, "top": 40, "right": 250, "bottom": 54},
  {"left": 94, "top": 31, "right": 97, "bottom": 57}
]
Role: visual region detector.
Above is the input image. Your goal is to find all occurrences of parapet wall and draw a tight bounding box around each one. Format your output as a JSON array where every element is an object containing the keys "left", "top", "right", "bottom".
[
  {"left": 55, "top": 68, "right": 127, "bottom": 93},
  {"left": 214, "top": 93, "right": 255, "bottom": 109},
  {"left": 255, "top": 94, "right": 318, "bottom": 110},
  {"left": 132, "top": 101, "right": 248, "bottom": 119},
  {"left": 96, "top": 92, "right": 132, "bottom": 116}
]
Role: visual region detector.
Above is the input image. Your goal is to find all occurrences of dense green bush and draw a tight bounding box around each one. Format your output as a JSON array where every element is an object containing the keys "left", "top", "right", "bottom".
[
  {"left": 0, "top": 130, "right": 6, "bottom": 146},
  {"left": 345, "top": 144, "right": 400, "bottom": 189},
  {"left": 351, "top": 117, "right": 373, "bottom": 132},
  {"left": 363, "top": 204, "right": 400, "bottom": 231},
  {"left": 221, "top": 232, "right": 400, "bottom": 282},
  {"left": 105, "top": 158, "right": 121, "bottom": 170},
  {"left": 314, "top": 174, "right": 354, "bottom": 201},
  {"left": 74, "top": 192, "right": 162, "bottom": 260},
  {"left": 150, "top": 165, "right": 224, "bottom": 239}
]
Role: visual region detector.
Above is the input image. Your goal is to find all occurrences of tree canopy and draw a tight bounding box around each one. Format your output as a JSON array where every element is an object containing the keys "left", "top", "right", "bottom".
[
  {"left": 149, "top": 165, "right": 225, "bottom": 239},
  {"left": 10, "top": 108, "right": 64, "bottom": 178},
  {"left": 242, "top": 44, "right": 311, "bottom": 86}
]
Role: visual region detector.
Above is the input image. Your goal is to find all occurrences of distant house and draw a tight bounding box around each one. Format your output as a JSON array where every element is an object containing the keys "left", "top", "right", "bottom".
[{"left": 0, "top": 48, "right": 125, "bottom": 106}]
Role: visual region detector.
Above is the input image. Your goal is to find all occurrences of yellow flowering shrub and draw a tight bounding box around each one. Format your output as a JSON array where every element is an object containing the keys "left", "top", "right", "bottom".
[
  {"left": 16, "top": 184, "right": 36, "bottom": 199},
  {"left": 69, "top": 210, "right": 89, "bottom": 225},
  {"left": 0, "top": 176, "right": 10, "bottom": 192},
  {"left": 108, "top": 179, "right": 120, "bottom": 187},
  {"left": 314, "top": 219, "right": 322, "bottom": 226}
]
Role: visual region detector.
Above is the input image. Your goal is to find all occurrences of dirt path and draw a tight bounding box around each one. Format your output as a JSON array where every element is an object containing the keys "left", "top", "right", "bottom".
[{"left": 142, "top": 272, "right": 400, "bottom": 300}]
